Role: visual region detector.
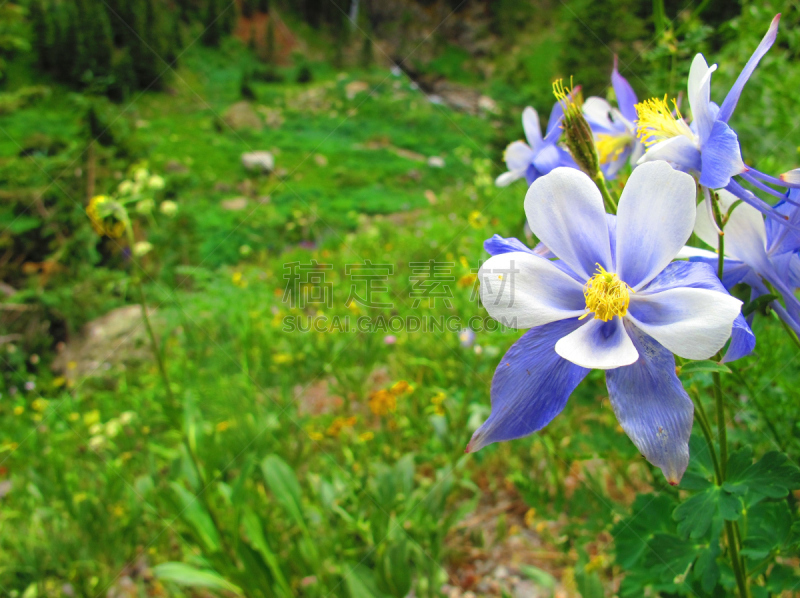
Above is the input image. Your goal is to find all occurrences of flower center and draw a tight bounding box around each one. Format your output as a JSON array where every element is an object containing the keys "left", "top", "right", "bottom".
[
  {"left": 596, "top": 133, "right": 632, "bottom": 164},
  {"left": 634, "top": 95, "right": 694, "bottom": 147},
  {"left": 582, "top": 264, "right": 633, "bottom": 322}
]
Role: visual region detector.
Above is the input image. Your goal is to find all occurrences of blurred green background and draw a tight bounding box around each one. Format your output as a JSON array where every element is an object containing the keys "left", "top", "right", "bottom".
[{"left": 1, "top": 0, "right": 799, "bottom": 596}]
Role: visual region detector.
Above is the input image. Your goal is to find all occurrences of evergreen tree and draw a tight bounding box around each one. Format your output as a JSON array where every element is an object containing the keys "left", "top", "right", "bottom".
[
  {"left": 257, "top": 0, "right": 269, "bottom": 13},
  {"left": 29, "top": 0, "right": 54, "bottom": 70},
  {"left": 202, "top": 0, "right": 223, "bottom": 46}
]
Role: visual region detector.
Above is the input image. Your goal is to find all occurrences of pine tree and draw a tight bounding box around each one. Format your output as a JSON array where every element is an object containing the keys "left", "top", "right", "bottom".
[
  {"left": 202, "top": 0, "right": 223, "bottom": 46},
  {"left": 29, "top": 0, "right": 53, "bottom": 70}
]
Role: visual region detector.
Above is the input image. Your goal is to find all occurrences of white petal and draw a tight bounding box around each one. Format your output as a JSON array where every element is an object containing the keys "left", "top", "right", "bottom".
[
  {"left": 503, "top": 140, "right": 534, "bottom": 172},
  {"left": 524, "top": 167, "right": 613, "bottom": 280},
  {"left": 687, "top": 54, "right": 718, "bottom": 142},
  {"left": 522, "top": 107, "right": 543, "bottom": 151},
  {"left": 478, "top": 251, "right": 587, "bottom": 329},
  {"left": 638, "top": 136, "right": 702, "bottom": 173},
  {"left": 555, "top": 317, "right": 638, "bottom": 369},
  {"left": 496, "top": 170, "right": 525, "bottom": 187},
  {"left": 675, "top": 245, "right": 718, "bottom": 260},
  {"left": 695, "top": 189, "right": 769, "bottom": 270},
  {"left": 616, "top": 161, "right": 698, "bottom": 289},
  {"left": 626, "top": 287, "right": 742, "bottom": 360},
  {"left": 583, "top": 97, "right": 614, "bottom": 129}
]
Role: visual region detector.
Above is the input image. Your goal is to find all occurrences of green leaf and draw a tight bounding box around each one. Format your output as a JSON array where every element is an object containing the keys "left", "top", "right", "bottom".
[
  {"left": 343, "top": 563, "right": 390, "bottom": 598},
  {"left": 519, "top": 565, "right": 556, "bottom": 594},
  {"left": 260, "top": 454, "right": 306, "bottom": 529},
  {"left": 741, "top": 501, "right": 793, "bottom": 561},
  {"left": 152, "top": 562, "right": 242, "bottom": 595},
  {"left": 679, "top": 360, "right": 731, "bottom": 375},
  {"left": 674, "top": 485, "right": 742, "bottom": 538},
  {"left": 169, "top": 482, "right": 222, "bottom": 553},
  {"left": 575, "top": 568, "right": 604, "bottom": 598},
  {"left": 613, "top": 493, "right": 677, "bottom": 569},
  {"left": 726, "top": 449, "right": 800, "bottom": 501},
  {"left": 240, "top": 508, "right": 293, "bottom": 597}
]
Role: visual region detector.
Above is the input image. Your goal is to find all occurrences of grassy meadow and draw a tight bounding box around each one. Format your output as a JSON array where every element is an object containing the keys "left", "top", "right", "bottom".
[{"left": 2, "top": 1, "right": 800, "bottom": 597}]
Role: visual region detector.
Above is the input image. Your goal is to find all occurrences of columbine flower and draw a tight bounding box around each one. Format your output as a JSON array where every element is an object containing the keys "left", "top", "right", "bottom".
[
  {"left": 584, "top": 57, "right": 643, "bottom": 179},
  {"left": 496, "top": 103, "right": 577, "bottom": 187},
  {"left": 469, "top": 161, "right": 742, "bottom": 484},
  {"left": 636, "top": 15, "right": 800, "bottom": 221},
  {"left": 681, "top": 189, "right": 800, "bottom": 337}
]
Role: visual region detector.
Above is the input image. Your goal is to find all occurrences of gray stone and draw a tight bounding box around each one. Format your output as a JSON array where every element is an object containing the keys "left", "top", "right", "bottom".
[{"left": 241, "top": 151, "right": 275, "bottom": 173}]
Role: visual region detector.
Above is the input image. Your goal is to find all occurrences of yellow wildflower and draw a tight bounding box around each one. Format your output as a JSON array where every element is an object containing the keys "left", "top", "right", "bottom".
[
  {"left": 83, "top": 410, "right": 101, "bottom": 426},
  {"left": 358, "top": 431, "right": 374, "bottom": 442},
  {"left": 232, "top": 271, "right": 248, "bottom": 289},
  {"left": 215, "top": 421, "right": 231, "bottom": 432},
  {"left": 13, "top": 406, "right": 24, "bottom": 416},
  {"left": 390, "top": 380, "right": 410, "bottom": 395},
  {"left": 368, "top": 389, "right": 396, "bottom": 416}
]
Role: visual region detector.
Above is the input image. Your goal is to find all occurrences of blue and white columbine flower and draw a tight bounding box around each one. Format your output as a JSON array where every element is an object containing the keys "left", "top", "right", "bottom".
[
  {"left": 496, "top": 103, "right": 577, "bottom": 187},
  {"left": 469, "top": 161, "right": 742, "bottom": 484},
  {"left": 636, "top": 15, "right": 800, "bottom": 222},
  {"left": 584, "top": 57, "right": 644, "bottom": 179},
  {"left": 683, "top": 189, "right": 800, "bottom": 337}
]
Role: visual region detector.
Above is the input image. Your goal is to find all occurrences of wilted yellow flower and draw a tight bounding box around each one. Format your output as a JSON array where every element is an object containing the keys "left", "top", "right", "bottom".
[
  {"left": 368, "top": 389, "right": 396, "bottom": 416},
  {"left": 159, "top": 200, "right": 178, "bottom": 216},
  {"left": 133, "top": 241, "right": 153, "bottom": 257},
  {"left": 136, "top": 198, "right": 155, "bottom": 213},
  {"left": 52, "top": 377, "right": 66, "bottom": 388},
  {"left": 215, "top": 421, "right": 231, "bottom": 432},
  {"left": 358, "top": 431, "right": 374, "bottom": 442},
  {"left": 431, "top": 392, "right": 446, "bottom": 405},
  {"left": 118, "top": 180, "right": 134, "bottom": 195},
  {"left": 87, "top": 195, "right": 127, "bottom": 238}
]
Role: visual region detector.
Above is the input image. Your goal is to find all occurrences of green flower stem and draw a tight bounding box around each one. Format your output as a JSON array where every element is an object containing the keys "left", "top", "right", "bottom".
[
  {"left": 689, "top": 388, "right": 722, "bottom": 483},
  {"left": 125, "top": 226, "right": 236, "bottom": 566},
  {"left": 593, "top": 171, "right": 618, "bottom": 214},
  {"left": 710, "top": 190, "right": 750, "bottom": 598}
]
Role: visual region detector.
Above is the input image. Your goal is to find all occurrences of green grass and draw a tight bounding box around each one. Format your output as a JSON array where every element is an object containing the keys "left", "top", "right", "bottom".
[{"left": 2, "top": 17, "right": 800, "bottom": 598}]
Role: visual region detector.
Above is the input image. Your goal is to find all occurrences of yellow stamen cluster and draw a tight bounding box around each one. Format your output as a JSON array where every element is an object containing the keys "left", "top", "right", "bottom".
[
  {"left": 86, "top": 195, "right": 126, "bottom": 238},
  {"left": 596, "top": 133, "right": 632, "bottom": 164},
  {"left": 634, "top": 96, "right": 693, "bottom": 147},
  {"left": 582, "top": 264, "right": 633, "bottom": 322},
  {"left": 552, "top": 78, "right": 583, "bottom": 119}
]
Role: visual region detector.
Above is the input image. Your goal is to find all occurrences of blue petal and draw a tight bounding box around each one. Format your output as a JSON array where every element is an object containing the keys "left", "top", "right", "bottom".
[
  {"left": 718, "top": 15, "right": 780, "bottom": 124},
  {"left": 699, "top": 120, "right": 745, "bottom": 189},
  {"left": 722, "top": 313, "right": 756, "bottom": 363},
  {"left": 612, "top": 57, "right": 638, "bottom": 123},
  {"left": 533, "top": 144, "right": 562, "bottom": 175},
  {"left": 484, "top": 235, "right": 534, "bottom": 256},
  {"left": 467, "top": 318, "right": 589, "bottom": 452},
  {"left": 546, "top": 100, "right": 564, "bottom": 137},
  {"left": 605, "top": 323, "right": 694, "bottom": 484}
]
